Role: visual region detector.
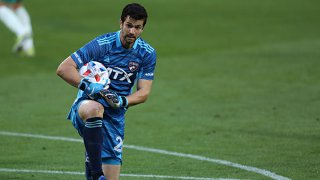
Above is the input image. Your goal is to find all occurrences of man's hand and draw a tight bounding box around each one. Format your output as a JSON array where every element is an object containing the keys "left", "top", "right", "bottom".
[
  {"left": 78, "top": 78, "right": 105, "bottom": 99},
  {"left": 100, "top": 89, "right": 128, "bottom": 109}
]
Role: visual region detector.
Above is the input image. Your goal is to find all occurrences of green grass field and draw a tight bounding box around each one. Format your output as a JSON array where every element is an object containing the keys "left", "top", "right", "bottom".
[{"left": 1, "top": 0, "right": 320, "bottom": 179}]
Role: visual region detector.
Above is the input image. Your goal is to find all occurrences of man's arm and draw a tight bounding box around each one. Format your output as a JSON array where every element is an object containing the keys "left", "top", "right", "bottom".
[
  {"left": 127, "top": 79, "right": 153, "bottom": 106},
  {"left": 56, "top": 56, "right": 82, "bottom": 88}
]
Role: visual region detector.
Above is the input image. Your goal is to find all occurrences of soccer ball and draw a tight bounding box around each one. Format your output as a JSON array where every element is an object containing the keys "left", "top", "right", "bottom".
[{"left": 79, "top": 61, "right": 110, "bottom": 87}]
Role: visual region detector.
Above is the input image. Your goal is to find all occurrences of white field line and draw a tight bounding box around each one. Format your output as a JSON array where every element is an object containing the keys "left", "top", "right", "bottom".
[
  {"left": 0, "top": 131, "right": 290, "bottom": 180},
  {"left": 0, "top": 168, "right": 238, "bottom": 180}
]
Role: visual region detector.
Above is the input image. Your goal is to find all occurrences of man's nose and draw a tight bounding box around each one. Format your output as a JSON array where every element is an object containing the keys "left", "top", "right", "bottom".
[{"left": 129, "top": 28, "right": 135, "bottom": 34}]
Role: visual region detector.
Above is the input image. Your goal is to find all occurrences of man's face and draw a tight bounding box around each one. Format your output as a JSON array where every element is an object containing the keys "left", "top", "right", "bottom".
[{"left": 120, "top": 16, "right": 144, "bottom": 48}]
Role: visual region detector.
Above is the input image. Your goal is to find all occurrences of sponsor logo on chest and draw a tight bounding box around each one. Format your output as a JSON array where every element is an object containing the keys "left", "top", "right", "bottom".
[{"left": 106, "top": 67, "right": 134, "bottom": 83}]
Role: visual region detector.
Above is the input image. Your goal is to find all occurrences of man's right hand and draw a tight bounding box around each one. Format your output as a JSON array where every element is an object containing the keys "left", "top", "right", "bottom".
[{"left": 78, "top": 78, "right": 104, "bottom": 99}]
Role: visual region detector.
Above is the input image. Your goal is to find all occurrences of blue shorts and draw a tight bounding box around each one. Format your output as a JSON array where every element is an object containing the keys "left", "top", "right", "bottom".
[{"left": 67, "top": 99, "right": 126, "bottom": 165}]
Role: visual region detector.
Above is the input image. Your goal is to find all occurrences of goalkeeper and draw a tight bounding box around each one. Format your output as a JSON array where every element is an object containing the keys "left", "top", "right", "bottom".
[{"left": 56, "top": 3, "right": 156, "bottom": 180}]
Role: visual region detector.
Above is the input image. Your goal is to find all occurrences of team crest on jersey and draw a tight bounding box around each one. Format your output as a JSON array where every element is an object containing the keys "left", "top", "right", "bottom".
[{"left": 128, "top": 61, "right": 139, "bottom": 72}]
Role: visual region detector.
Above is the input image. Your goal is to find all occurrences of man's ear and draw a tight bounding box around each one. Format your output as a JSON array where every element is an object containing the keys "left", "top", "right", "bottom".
[{"left": 120, "top": 19, "right": 123, "bottom": 29}]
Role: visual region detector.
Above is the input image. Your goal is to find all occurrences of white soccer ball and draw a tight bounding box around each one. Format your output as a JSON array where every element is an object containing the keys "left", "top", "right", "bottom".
[{"left": 79, "top": 61, "right": 110, "bottom": 87}]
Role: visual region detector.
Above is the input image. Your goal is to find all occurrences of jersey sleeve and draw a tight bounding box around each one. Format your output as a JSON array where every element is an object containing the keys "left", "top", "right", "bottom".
[
  {"left": 70, "top": 35, "right": 108, "bottom": 69},
  {"left": 138, "top": 50, "right": 157, "bottom": 80}
]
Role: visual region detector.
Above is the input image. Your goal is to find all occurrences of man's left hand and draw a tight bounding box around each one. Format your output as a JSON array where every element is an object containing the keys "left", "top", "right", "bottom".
[{"left": 100, "top": 89, "right": 128, "bottom": 109}]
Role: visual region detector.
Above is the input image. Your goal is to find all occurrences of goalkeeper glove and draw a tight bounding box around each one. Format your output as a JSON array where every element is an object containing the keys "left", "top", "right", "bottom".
[
  {"left": 78, "top": 78, "right": 104, "bottom": 99},
  {"left": 99, "top": 89, "right": 128, "bottom": 109}
]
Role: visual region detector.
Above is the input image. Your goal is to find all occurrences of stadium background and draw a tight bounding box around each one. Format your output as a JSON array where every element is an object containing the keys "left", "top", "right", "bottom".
[{"left": 0, "top": 0, "right": 319, "bottom": 179}]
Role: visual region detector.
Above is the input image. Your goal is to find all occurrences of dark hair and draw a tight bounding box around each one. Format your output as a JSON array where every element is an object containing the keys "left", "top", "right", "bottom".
[{"left": 121, "top": 3, "right": 148, "bottom": 27}]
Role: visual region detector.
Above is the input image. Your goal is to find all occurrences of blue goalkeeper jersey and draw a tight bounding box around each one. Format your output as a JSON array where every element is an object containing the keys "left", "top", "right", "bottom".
[{"left": 70, "top": 31, "right": 157, "bottom": 108}]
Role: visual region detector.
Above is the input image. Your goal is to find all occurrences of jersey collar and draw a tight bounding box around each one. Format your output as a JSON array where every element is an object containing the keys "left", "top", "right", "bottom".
[{"left": 116, "top": 30, "right": 139, "bottom": 49}]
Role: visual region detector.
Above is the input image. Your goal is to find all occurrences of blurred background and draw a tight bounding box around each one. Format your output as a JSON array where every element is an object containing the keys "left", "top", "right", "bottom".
[{"left": 0, "top": 0, "right": 319, "bottom": 179}]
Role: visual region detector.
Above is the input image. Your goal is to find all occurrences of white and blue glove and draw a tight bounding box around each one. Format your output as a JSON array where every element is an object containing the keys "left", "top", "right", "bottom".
[
  {"left": 78, "top": 78, "right": 105, "bottom": 99},
  {"left": 99, "top": 89, "right": 128, "bottom": 109}
]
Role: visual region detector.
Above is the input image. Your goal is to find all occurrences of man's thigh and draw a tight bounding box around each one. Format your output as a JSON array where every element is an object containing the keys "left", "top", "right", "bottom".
[{"left": 102, "top": 164, "right": 121, "bottom": 180}]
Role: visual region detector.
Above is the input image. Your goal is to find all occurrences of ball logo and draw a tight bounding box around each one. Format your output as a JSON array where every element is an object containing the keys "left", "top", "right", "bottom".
[{"left": 128, "top": 61, "right": 139, "bottom": 72}]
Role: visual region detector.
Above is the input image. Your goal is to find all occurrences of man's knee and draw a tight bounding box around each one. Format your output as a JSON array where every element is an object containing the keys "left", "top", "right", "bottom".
[{"left": 78, "top": 100, "right": 104, "bottom": 120}]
